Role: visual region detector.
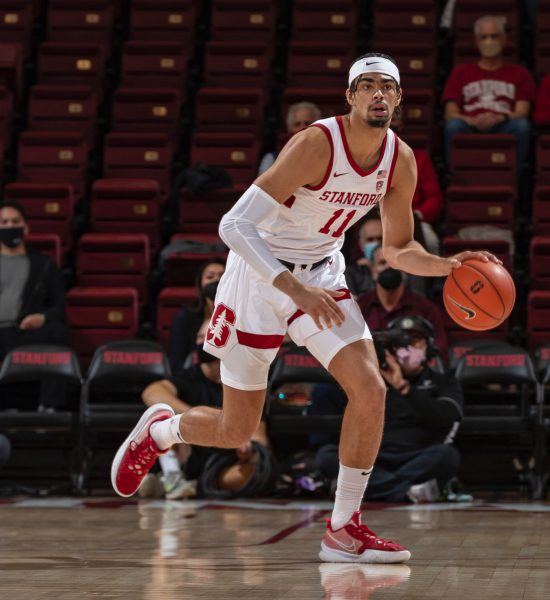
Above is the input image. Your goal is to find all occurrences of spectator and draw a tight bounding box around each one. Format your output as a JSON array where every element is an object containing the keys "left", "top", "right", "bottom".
[
  {"left": 257, "top": 102, "right": 322, "bottom": 175},
  {"left": 358, "top": 244, "right": 448, "bottom": 359},
  {"left": 0, "top": 434, "right": 10, "bottom": 470},
  {"left": 0, "top": 201, "right": 67, "bottom": 359},
  {"left": 534, "top": 73, "right": 550, "bottom": 129},
  {"left": 344, "top": 211, "right": 383, "bottom": 296},
  {"left": 442, "top": 15, "right": 535, "bottom": 166},
  {"left": 311, "top": 316, "right": 463, "bottom": 503},
  {"left": 390, "top": 112, "right": 442, "bottom": 255},
  {"left": 168, "top": 259, "right": 225, "bottom": 372},
  {"left": 139, "top": 328, "right": 271, "bottom": 499}
]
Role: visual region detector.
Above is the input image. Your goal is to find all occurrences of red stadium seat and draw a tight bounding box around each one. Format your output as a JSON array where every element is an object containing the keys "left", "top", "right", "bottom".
[
  {"left": 453, "top": 0, "right": 518, "bottom": 44},
  {"left": 287, "top": 41, "right": 354, "bottom": 89},
  {"left": 450, "top": 134, "right": 516, "bottom": 186},
  {"left": 190, "top": 132, "right": 259, "bottom": 185},
  {"left": 203, "top": 41, "right": 272, "bottom": 90},
  {"left": 47, "top": 0, "right": 114, "bottom": 51},
  {"left": 0, "top": 85, "right": 13, "bottom": 148},
  {"left": 444, "top": 185, "right": 516, "bottom": 233},
  {"left": 0, "top": 0, "right": 33, "bottom": 56},
  {"left": 112, "top": 87, "right": 182, "bottom": 142},
  {"left": 0, "top": 42, "right": 23, "bottom": 101},
  {"left": 90, "top": 179, "right": 162, "bottom": 251},
  {"left": 37, "top": 42, "right": 105, "bottom": 96},
  {"left": 28, "top": 85, "right": 98, "bottom": 145},
  {"left": 528, "top": 291, "right": 550, "bottom": 353},
  {"left": 25, "top": 233, "right": 62, "bottom": 267},
  {"left": 441, "top": 237, "right": 512, "bottom": 271},
  {"left": 66, "top": 287, "right": 139, "bottom": 367},
  {"left": 291, "top": 0, "right": 357, "bottom": 41},
  {"left": 533, "top": 186, "right": 550, "bottom": 235},
  {"left": 121, "top": 41, "right": 189, "bottom": 96},
  {"left": 76, "top": 233, "right": 151, "bottom": 303},
  {"left": 162, "top": 233, "right": 227, "bottom": 286},
  {"left": 179, "top": 186, "right": 243, "bottom": 232},
  {"left": 442, "top": 309, "right": 509, "bottom": 347},
  {"left": 282, "top": 87, "right": 343, "bottom": 120},
  {"left": 536, "top": 135, "right": 550, "bottom": 184},
  {"left": 371, "top": 0, "right": 438, "bottom": 44},
  {"left": 530, "top": 237, "right": 550, "bottom": 290},
  {"left": 374, "top": 43, "right": 436, "bottom": 89},
  {"left": 4, "top": 182, "right": 75, "bottom": 254},
  {"left": 17, "top": 131, "right": 89, "bottom": 200},
  {"left": 156, "top": 286, "right": 198, "bottom": 350},
  {"left": 130, "top": 0, "right": 197, "bottom": 45},
  {"left": 103, "top": 132, "right": 173, "bottom": 204},
  {"left": 211, "top": 0, "right": 278, "bottom": 41},
  {"left": 195, "top": 87, "right": 264, "bottom": 133}
]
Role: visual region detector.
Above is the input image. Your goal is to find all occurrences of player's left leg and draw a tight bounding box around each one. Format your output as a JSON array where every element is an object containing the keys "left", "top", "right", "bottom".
[{"left": 298, "top": 304, "right": 410, "bottom": 563}]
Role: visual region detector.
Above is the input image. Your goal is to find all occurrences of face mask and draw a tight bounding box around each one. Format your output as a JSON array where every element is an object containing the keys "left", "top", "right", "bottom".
[
  {"left": 363, "top": 241, "right": 379, "bottom": 261},
  {"left": 202, "top": 280, "right": 219, "bottom": 301},
  {"left": 395, "top": 345, "right": 426, "bottom": 371},
  {"left": 196, "top": 345, "right": 218, "bottom": 365},
  {"left": 478, "top": 39, "right": 502, "bottom": 58},
  {"left": 0, "top": 227, "right": 24, "bottom": 249},
  {"left": 377, "top": 267, "right": 403, "bottom": 290}
]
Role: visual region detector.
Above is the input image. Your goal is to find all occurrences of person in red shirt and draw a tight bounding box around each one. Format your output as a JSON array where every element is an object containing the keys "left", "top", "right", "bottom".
[
  {"left": 442, "top": 15, "right": 535, "bottom": 166},
  {"left": 534, "top": 73, "right": 550, "bottom": 129},
  {"left": 358, "top": 244, "right": 448, "bottom": 361}
]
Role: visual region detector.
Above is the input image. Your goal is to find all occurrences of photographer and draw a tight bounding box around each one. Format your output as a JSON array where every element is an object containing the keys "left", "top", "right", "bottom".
[{"left": 311, "top": 316, "right": 464, "bottom": 503}]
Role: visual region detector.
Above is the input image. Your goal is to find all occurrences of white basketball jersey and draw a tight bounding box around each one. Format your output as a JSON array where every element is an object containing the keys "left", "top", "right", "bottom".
[{"left": 258, "top": 116, "right": 399, "bottom": 263}]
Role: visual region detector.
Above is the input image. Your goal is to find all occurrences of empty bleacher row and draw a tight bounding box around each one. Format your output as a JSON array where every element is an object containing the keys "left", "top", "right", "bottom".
[{"left": 0, "top": 0, "right": 550, "bottom": 369}]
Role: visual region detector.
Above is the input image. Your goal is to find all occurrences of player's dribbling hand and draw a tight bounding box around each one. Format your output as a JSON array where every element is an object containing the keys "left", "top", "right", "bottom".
[
  {"left": 292, "top": 286, "right": 346, "bottom": 330},
  {"left": 446, "top": 250, "right": 502, "bottom": 272}
]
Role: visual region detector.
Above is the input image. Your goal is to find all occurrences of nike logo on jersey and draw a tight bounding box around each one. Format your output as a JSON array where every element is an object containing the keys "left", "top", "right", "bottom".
[
  {"left": 333, "top": 172, "right": 349, "bottom": 177},
  {"left": 448, "top": 297, "right": 476, "bottom": 320}
]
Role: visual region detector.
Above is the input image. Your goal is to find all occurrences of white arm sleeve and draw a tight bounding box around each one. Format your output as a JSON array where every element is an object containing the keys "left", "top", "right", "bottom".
[{"left": 219, "top": 184, "right": 289, "bottom": 284}]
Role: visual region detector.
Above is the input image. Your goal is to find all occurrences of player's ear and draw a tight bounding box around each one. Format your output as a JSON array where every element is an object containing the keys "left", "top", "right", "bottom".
[
  {"left": 396, "top": 87, "right": 403, "bottom": 106},
  {"left": 345, "top": 87, "right": 354, "bottom": 107}
]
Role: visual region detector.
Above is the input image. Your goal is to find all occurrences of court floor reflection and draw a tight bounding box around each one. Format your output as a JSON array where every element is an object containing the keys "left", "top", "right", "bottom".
[{"left": 319, "top": 563, "right": 411, "bottom": 599}]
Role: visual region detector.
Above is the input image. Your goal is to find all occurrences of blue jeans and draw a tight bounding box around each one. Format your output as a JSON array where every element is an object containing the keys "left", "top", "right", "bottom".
[{"left": 444, "top": 117, "right": 531, "bottom": 166}]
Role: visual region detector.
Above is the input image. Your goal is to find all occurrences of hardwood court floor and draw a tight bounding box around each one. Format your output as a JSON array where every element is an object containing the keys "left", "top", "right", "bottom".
[{"left": 0, "top": 498, "right": 549, "bottom": 599}]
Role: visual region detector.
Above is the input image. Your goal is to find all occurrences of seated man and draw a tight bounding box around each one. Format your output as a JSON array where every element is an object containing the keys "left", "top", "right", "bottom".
[
  {"left": 0, "top": 201, "right": 67, "bottom": 358},
  {"left": 257, "top": 102, "right": 322, "bottom": 175},
  {"left": 442, "top": 15, "right": 535, "bottom": 166},
  {"left": 139, "top": 325, "right": 271, "bottom": 499},
  {"left": 311, "top": 316, "right": 464, "bottom": 503},
  {"left": 358, "top": 244, "right": 448, "bottom": 359}
]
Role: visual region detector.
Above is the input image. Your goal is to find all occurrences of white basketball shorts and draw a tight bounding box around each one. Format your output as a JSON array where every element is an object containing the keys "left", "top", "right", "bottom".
[{"left": 203, "top": 250, "right": 372, "bottom": 391}]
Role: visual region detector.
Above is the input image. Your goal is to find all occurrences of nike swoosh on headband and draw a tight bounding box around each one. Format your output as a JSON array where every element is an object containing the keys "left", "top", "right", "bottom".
[{"left": 448, "top": 297, "right": 476, "bottom": 319}]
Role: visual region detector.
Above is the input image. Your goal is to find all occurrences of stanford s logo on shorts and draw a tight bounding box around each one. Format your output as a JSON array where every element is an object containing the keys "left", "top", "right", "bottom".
[{"left": 206, "top": 303, "right": 236, "bottom": 348}]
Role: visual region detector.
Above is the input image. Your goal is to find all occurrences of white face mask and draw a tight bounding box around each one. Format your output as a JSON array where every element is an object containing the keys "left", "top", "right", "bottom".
[{"left": 395, "top": 345, "right": 426, "bottom": 371}]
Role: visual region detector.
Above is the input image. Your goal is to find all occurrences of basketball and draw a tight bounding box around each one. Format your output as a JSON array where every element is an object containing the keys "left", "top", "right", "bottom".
[{"left": 443, "top": 259, "right": 516, "bottom": 331}]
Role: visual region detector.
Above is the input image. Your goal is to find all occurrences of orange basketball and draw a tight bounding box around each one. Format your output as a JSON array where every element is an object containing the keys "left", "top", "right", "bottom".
[{"left": 443, "top": 259, "right": 516, "bottom": 331}]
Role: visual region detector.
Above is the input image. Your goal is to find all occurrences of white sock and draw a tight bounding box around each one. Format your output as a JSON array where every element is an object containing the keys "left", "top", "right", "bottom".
[
  {"left": 150, "top": 414, "right": 186, "bottom": 450},
  {"left": 158, "top": 449, "right": 181, "bottom": 475},
  {"left": 331, "top": 463, "right": 373, "bottom": 530}
]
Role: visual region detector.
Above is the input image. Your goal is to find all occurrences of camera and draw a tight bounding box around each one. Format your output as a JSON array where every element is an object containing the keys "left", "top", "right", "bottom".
[{"left": 372, "top": 329, "right": 412, "bottom": 369}]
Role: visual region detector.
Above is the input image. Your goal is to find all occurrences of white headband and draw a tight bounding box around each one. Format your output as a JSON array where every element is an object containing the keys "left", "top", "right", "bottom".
[{"left": 348, "top": 57, "right": 400, "bottom": 87}]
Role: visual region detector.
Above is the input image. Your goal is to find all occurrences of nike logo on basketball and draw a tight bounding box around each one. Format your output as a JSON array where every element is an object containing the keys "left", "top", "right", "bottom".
[
  {"left": 448, "top": 297, "right": 476, "bottom": 319},
  {"left": 333, "top": 172, "right": 348, "bottom": 178}
]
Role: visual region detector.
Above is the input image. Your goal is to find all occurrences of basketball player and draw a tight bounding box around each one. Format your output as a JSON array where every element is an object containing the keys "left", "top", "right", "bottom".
[{"left": 112, "top": 53, "right": 499, "bottom": 563}]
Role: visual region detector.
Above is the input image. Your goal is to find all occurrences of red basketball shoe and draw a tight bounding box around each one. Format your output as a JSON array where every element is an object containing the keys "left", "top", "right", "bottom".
[
  {"left": 111, "top": 403, "right": 175, "bottom": 497},
  {"left": 319, "top": 512, "right": 411, "bottom": 563}
]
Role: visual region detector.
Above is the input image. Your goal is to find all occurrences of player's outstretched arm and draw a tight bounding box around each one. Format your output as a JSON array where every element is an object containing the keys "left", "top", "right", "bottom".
[{"left": 381, "top": 142, "right": 500, "bottom": 277}]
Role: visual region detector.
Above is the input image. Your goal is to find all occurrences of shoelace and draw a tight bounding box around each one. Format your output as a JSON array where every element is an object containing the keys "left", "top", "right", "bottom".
[{"left": 356, "top": 524, "right": 397, "bottom": 546}]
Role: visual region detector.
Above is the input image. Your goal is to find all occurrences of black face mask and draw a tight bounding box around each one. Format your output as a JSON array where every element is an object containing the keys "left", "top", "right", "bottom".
[
  {"left": 202, "top": 280, "right": 219, "bottom": 301},
  {"left": 196, "top": 345, "right": 218, "bottom": 364},
  {"left": 0, "top": 227, "right": 24, "bottom": 249},
  {"left": 377, "top": 267, "right": 403, "bottom": 290}
]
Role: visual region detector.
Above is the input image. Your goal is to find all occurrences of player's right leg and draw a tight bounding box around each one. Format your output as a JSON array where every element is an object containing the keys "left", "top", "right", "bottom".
[{"left": 111, "top": 386, "right": 266, "bottom": 498}]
